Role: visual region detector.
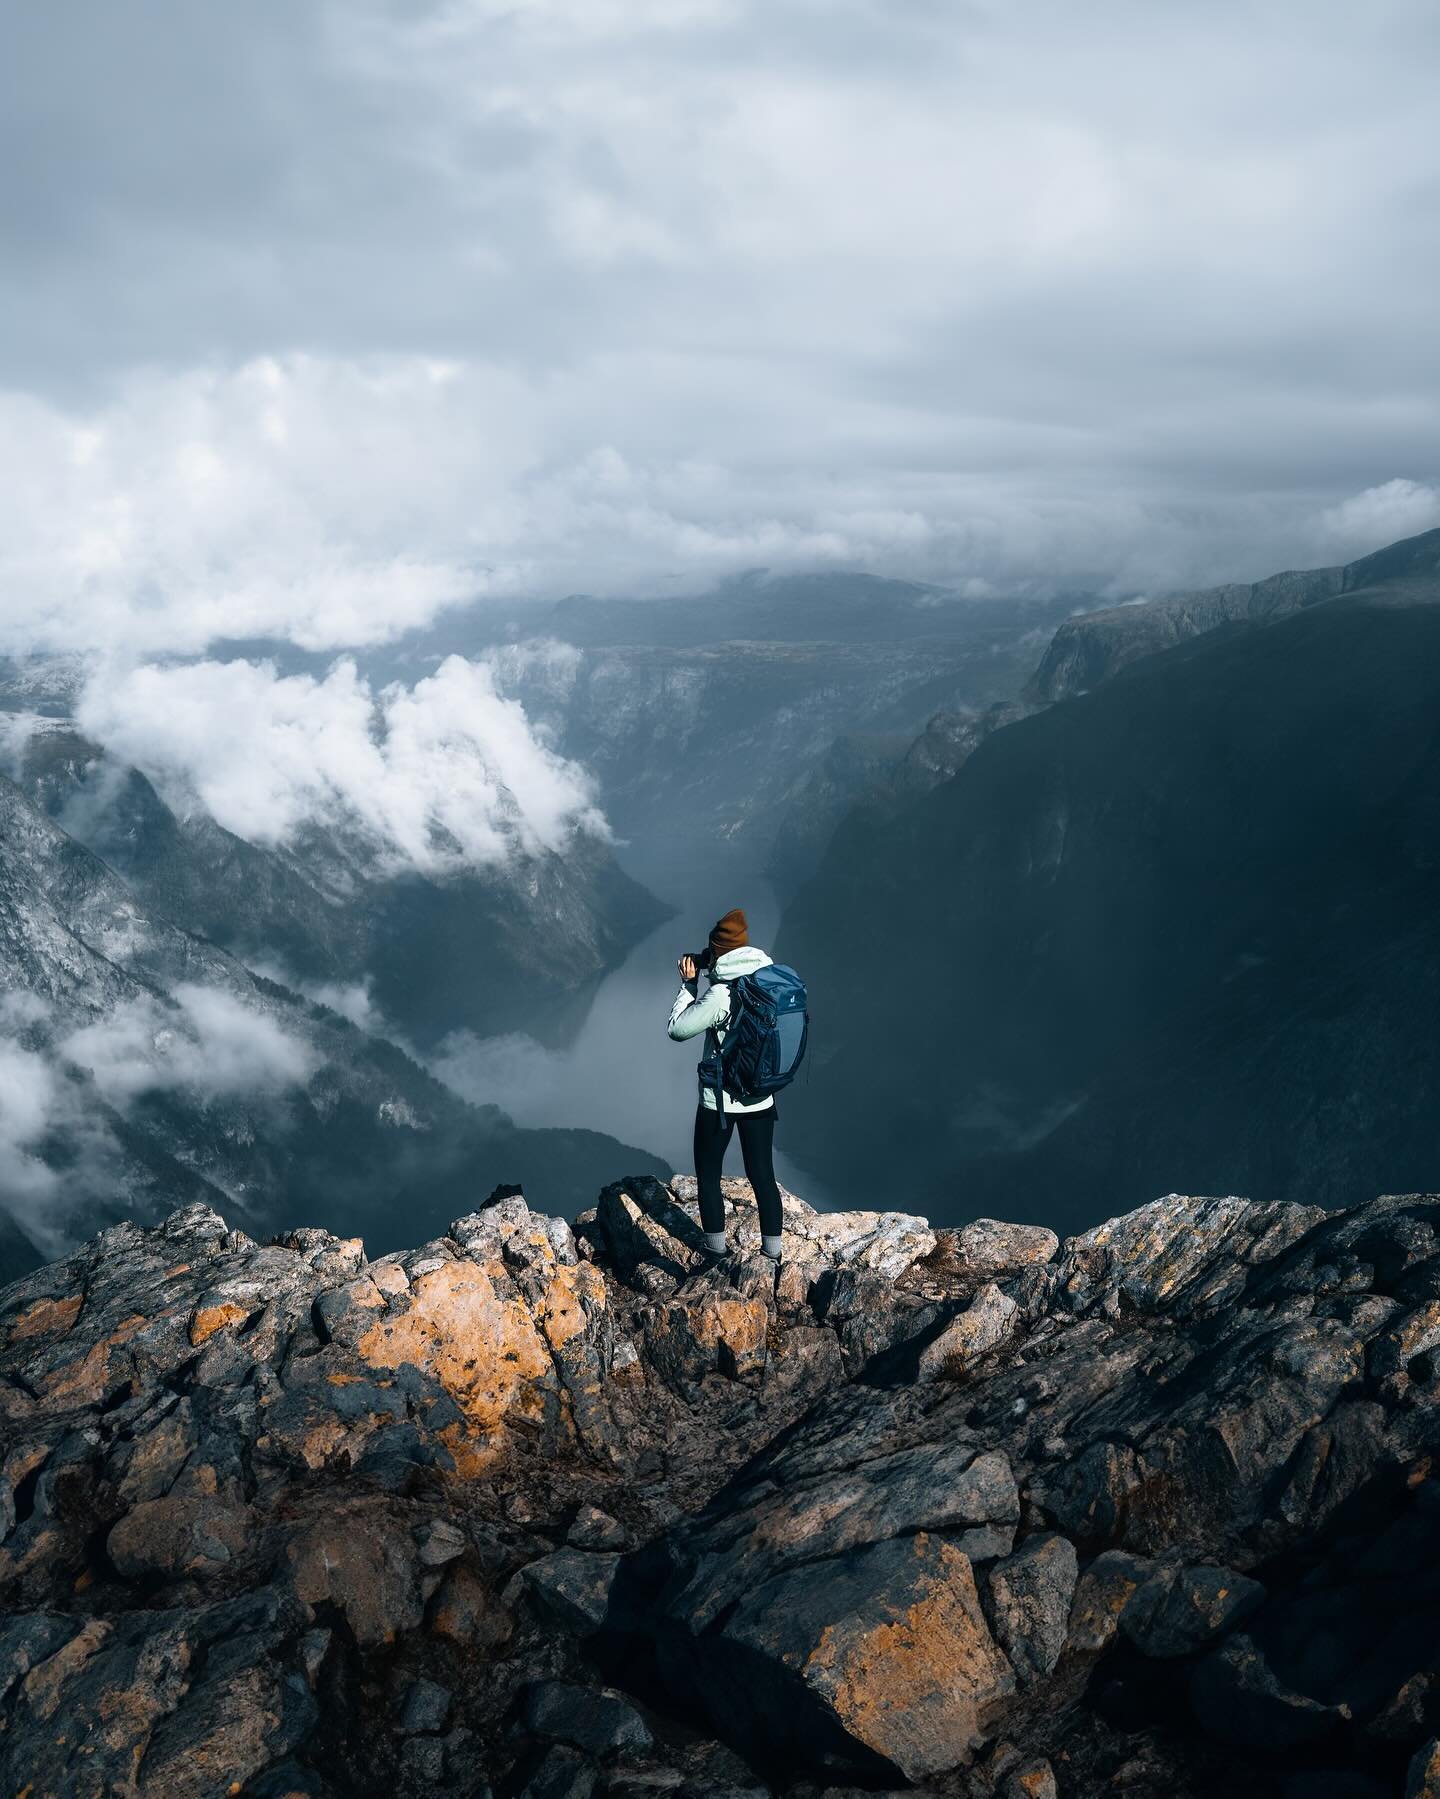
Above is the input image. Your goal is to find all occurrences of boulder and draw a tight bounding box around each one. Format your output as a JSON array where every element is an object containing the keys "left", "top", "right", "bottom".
[
  {"left": 1000, "top": 1758, "right": 1059, "bottom": 1799},
  {"left": 414, "top": 1517, "right": 467, "bottom": 1567},
  {"left": 1119, "top": 1563, "right": 1266, "bottom": 1659},
  {"left": 719, "top": 1533, "right": 1015, "bottom": 1780},
  {"left": 596, "top": 1179, "right": 702, "bottom": 1284},
  {"left": 510, "top": 1549, "right": 622, "bottom": 1634},
  {"left": 762, "top": 1321, "right": 847, "bottom": 1405},
  {"left": 837, "top": 1296, "right": 944, "bottom": 1374},
  {"left": 984, "top": 1534, "right": 1078, "bottom": 1684},
  {"left": 668, "top": 1443, "right": 1019, "bottom": 1631},
  {"left": 917, "top": 1284, "right": 1019, "bottom": 1379},
  {"left": 286, "top": 1512, "right": 422, "bottom": 1647},
  {"left": 1034, "top": 1439, "right": 1142, "bottom": 1543},
  {"left": 398, "top": 1677, "right": 452, "bottom": 1734},
  {"left": 107, "top": 1496, "right": 251, "bottom": 1581},
  {"left": 427, "top": 1563, "right": 514, "bottom": 1652},
  {"left": 1409, "top": 1739, "right": 1440, "bottom": 1799},
  {"left": 569, "top": 1504, "right": 629, "bottom": 1550},
  {"left": 522, "top": 1743, "right": 600, "bottom": 1799},
  {"left": 523, "top": 1679, "right": 654, "bottom": 1758},
  {"left": 641, "top": 1287, "right": 769, "bottom": 1391},
  {"left": 931, "top": 1220, "right": 1060, "bottom": 1278},
  {"left": 1067, "top": 1550, "right": 1160, "bottom": 1653}
]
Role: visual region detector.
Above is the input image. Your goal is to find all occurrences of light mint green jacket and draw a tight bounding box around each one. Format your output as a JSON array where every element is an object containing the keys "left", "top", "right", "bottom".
[{"left": 666, "top": 945, "right": 775, "bottom": 1114}]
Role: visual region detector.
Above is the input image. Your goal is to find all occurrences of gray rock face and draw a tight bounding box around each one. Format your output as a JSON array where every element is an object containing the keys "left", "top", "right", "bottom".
[
  {"left": 984, "top": 1534, "right": 1079, "bottom": 1684},
  {"left": 2, "top": 716, "right": 667, "bottom": 1053},
  {"left": 2, "top": 1182, "right": 1439, "bottom": 1795},
  {"left": 1119, "top": 1563, "right": 1267, "bottom": 1659},
  {"left": 1027, "top": 559, "right": 1348, "bottom": 703},
  {"left": 523, "top": 1679, "right": 654, "bottom": 1758},
  {"left": 477, "top": 581, "right": 1073, "bottom": 881},
  {"left": 511, "top": 1550, "right": 624, "bottom": 1636},
  {"left": 931, "top": 1218, "right": 1060, "bottom": 1278},
  {"left": 916, "top": 1282, "right": 1020, "bottom": 1379}
]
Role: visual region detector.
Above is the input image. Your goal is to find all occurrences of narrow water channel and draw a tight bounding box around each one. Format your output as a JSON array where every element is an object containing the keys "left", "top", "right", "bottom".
[{"left": 433, "top": 868, "right": 840, "bottom": 1210}]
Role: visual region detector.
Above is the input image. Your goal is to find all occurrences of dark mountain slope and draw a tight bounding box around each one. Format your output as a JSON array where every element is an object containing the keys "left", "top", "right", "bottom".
[
  {"left": 3, "top": 721, "right": 666, "bottom": 1048},
  {"left": 1028, "top": 523, "right": 1440, "bottom": 703},
  {"left": 777, "top": 584, "right": 1440, "bottom": 1229},
  {"left": 0, "top": 772, "right": 666, "bottom": 1279}
]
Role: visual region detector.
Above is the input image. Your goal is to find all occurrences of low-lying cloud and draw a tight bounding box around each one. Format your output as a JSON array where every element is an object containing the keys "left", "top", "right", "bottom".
[
  {"left": 0, "top": 1036, "right": 67, "bottom": 1209},
  {"left": 1319, "top": 479, "right": 1440, "bottom": 557},
  {"left": 75, "top": 653, "right": 606, "bottom": 871},
  {"left": 58, "top": 985, "right": 318, "bottom": 1108},
  {"left": 0, "top": 983, "right": 320, "bottom": 1248}
]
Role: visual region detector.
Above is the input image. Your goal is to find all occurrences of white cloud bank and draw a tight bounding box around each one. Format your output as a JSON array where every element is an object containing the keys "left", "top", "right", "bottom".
[
  {"left": 76, "top": 653, "right": 605, "bottom": 871},
  {"left": 0, "top": 357, "right": 518, "bottom": 663},
  {"left": 0, "top": 985, "right": 319, "bottom": 1248},
  {"left": 1319, "top": 479, "right": 1440, "bottom": 556},
  {"left": 58, "top": 985, "right": 318, "bottom": 1108}
]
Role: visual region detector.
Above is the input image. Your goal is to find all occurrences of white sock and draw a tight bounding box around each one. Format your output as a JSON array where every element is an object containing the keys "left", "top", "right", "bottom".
[
  {"left": 761, "top": 1234, "right": 783, "bottom": 1260},
  {"left": 704, "top": 1231, "right": 728, "bottom": 1254}
]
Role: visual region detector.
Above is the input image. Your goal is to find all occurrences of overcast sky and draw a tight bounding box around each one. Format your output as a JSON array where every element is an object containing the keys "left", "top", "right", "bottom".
[{"left": 2, "top": 0, "right": 1438, "bottom": 664}]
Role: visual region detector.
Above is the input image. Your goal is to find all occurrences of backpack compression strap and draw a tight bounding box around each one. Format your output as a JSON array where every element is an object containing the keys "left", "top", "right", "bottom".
[{"left": 705, "top": 975, "right": 749, "bottom": 1110}]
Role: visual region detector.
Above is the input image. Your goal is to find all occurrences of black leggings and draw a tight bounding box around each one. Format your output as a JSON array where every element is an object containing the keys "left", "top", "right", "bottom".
[{"left": 694, "top": 1102, "right": 784, "bottom": 1239}]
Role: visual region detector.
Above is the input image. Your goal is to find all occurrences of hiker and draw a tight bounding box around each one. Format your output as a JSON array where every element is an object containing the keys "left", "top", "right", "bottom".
[{"left": 667, "top": 907, "right": 807, "bottom": 1267}]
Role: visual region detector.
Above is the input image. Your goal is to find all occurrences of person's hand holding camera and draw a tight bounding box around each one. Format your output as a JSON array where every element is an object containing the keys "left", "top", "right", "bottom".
[{"left": 678, "top": 954, "right": 698, "bottom": 984}]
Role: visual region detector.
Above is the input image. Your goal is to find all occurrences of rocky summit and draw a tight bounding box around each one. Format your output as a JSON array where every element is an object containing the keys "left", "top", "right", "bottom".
[{"left": 2, "top": 1180, "right": 1439, "bottom": 1798}]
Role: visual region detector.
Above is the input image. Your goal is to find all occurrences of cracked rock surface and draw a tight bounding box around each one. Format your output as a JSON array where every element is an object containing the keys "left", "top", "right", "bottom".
[{"left": 3, "top": 1179, "right": 1439, "bottom": 1796}]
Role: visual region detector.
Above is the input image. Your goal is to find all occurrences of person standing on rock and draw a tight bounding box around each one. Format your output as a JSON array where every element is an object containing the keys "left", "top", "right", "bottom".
[{"left": 668, "top": 907, "right": 787, "bottom": 1267}]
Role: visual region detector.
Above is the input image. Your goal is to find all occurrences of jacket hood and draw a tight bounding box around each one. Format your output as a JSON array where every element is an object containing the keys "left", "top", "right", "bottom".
[{"left": 711, "top": 945, "right": 772, "bottom": 980}]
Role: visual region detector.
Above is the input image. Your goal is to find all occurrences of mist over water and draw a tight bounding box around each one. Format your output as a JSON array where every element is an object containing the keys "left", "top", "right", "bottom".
[{"left": 431, "top": 866, "right": 841, "bottom": 1211}]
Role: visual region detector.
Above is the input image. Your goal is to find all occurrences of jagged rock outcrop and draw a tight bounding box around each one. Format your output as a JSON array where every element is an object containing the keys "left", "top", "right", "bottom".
[{"left": 3, "top": 1181, "right": 1440, "bottom": 1795}]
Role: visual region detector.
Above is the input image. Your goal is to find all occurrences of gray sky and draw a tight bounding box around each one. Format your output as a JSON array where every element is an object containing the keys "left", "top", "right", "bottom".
[{"left": 2, "top": 0, "right": 1438, "bottom": 656}]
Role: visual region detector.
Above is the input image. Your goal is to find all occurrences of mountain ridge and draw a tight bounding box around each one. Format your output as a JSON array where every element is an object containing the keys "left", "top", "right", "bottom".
[
  {"left": 1028, "top": 525, "right": 1440, "bottom": 703},
  {"left": 775, "top": 528, "right": 1440, "bottom": 1225}
]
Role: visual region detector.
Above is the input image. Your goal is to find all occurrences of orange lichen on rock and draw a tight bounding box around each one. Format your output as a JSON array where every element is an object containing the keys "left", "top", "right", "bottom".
[
  {"left": 9, "top": 1294, "right": 83, "bottom": 1343},
  {"left": 21, "top": 1620, "right": 112, "bottom": 1721},
  {"left": 535, "top": 1260, "right": 605, "bottom": 1352},
  {"left": 3, "top": 1440, "right": 50, "bottom": 1497},
  {"left": 189, "top": 1301, "right": 251, "bottom": 1346},
  {"left": 805, "top": 1536, "right": 1014, "bottom": 1779},
  {"left": 38, "top": 1314, "right": 147, "bottom": 1409},
  {"left": 356, "top": 1259, "right": 551, "bottom": 1436}
]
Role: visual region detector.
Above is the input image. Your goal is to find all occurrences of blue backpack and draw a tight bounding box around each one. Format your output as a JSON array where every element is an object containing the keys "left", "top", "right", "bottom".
[{"left": 703, "top": 963, "right": 810, "bottom": 1108}]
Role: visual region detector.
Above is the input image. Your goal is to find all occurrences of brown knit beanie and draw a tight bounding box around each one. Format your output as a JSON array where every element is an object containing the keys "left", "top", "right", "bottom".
[{"left": 708, "top": 908, "right": 749, "bottom": 960}]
